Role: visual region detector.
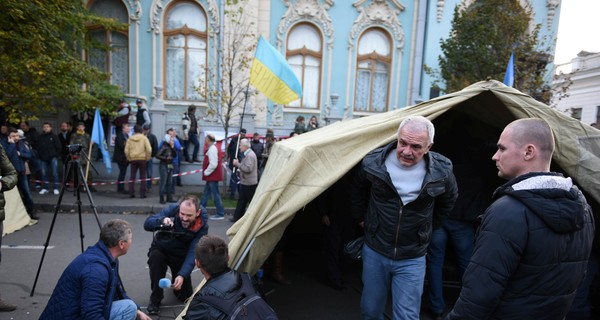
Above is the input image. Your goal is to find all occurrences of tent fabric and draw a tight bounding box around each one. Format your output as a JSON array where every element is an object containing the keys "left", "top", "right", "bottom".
[
  {"left": 177, "top": 79, "right": 600, "bottom": 318},
  {"left": 3, "top": 187, "right": 35, "bottom": 236}
]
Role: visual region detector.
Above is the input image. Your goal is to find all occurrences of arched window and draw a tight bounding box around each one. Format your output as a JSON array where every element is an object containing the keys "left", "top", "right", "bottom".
[
  {"left": 354, "top": 28, "right": 391, "bottom": 112},
  {"left": 286, "top": 23, "right": 322, "bottom": 109},
  {"left": 164, "top": 1, "right": 207, "bottom": 101},
  {"left": 87, "top": 0, "right": 129, "bottom": 92}
]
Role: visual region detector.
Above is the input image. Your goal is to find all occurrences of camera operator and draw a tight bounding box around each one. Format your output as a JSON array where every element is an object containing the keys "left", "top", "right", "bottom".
[{"left": 143, "top": 194, "right": 208, "bottom": 315}]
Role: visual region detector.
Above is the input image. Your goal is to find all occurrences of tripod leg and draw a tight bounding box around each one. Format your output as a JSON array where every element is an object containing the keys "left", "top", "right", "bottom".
[
  {"left": 30, "top": 160, "right": 72, "bottom": 297},
  {"left": 76, "top": 159, "right": 102, "bottom": 229}
]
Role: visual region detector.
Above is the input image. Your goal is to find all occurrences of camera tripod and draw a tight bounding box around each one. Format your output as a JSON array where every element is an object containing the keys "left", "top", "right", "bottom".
[{"left": 30, "top": 146, "right": 102, "bottom": 296}]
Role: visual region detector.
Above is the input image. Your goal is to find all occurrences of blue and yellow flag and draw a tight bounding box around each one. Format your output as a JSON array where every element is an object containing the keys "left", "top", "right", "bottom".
[
  {"left": 91, "top": 108, "right": 112, "bottom": 174},
  {"left": 250, "top": 36, "right": 302, "bottom": 105}
]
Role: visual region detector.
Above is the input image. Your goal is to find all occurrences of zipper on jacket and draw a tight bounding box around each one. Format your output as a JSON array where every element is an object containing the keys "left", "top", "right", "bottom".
[{"left": 393, "top": 205, "right": 403, "bottom": 258}]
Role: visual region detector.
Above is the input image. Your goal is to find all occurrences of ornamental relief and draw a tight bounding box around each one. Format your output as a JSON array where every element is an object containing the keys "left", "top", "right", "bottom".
[
  {"left": 147, "top": 0, "right": 219, "bottom": 35},
  {"left": 277, "top": 0, "right": 335, "bottom": 48},
  {"left": 350, "top": 0, "right": 405, "bottom": 49}
]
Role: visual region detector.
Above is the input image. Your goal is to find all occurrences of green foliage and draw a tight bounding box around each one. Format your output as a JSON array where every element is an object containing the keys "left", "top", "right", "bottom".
[
  {"left": 434, "top": 0, "right": 551, "bottom": 102},
  {"left": 0, "top": 0, "right": 125, "bottom": 123}
]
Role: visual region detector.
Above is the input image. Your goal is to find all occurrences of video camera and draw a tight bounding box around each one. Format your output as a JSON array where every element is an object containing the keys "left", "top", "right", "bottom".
[
  {"left": 67, "top": 144, "right": 84, "bottom": 155},
  {"left": 154, "top": 224, "right": 184, "bottom": 241}
]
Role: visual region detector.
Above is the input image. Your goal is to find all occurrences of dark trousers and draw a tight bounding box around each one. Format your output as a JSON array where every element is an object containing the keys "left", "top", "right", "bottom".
[
  {"left": 117, "top": 161, "right": 129, "bottom": 192},
  {"left": 129, "top": 160, "right": 147, "bottom": 197},
  {"left": 232, "top": 184, "right": 257, "bottom": 221},
  {"left": 17, "top": 172, "right": 34, "bottom": 213},
  {"left": 147, "top": 247, "right": 193, "bottom": 305},
  {"left": 184, "top": 132, "right": 200, "bottom": 161},
  {"left": 323, "top": 216, "right": 356, "bottom": 288}
]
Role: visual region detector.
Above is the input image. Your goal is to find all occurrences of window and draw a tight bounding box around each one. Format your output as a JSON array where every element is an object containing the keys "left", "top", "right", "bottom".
[
  {"left": 571, "top": 107, "right": 582, "bottom": 120},
  {"left": 87, "top": 0, "right": 129, "bottom": 92},
  {"left": 286, "top": 23, "right": 322, "bottom": 108},
  {"left": 164, "top": 1, "right": 207, "bottom": 101},
  {"left": 354, "top": 28, "right": 391, "bottom": 113}
]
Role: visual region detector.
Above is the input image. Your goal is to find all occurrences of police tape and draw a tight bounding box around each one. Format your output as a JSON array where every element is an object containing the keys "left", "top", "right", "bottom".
[{"left": 33, "top": 169, "right": 204, "bottom": 186}]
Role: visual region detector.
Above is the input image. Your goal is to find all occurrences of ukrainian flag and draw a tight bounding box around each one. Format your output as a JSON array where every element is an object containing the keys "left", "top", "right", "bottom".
[
  {"left": 91, "top": 108, "right": 112, "bottom": 174},
  {"left": 250, "top": 36, "right": 302, "bottom": 105}
]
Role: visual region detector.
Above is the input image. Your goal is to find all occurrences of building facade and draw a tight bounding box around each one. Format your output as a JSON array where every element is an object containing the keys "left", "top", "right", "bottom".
[{"left": 49, "top": 0, "right": 562, "bottom": 141}]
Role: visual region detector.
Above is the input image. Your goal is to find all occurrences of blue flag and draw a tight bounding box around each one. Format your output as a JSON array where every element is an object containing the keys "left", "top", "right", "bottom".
[
  {"left": 503, "top": 52, "right": 514, "bottom": 87},
  {"left": 91, "top": 108, "right": 112, "bottom": 174}
]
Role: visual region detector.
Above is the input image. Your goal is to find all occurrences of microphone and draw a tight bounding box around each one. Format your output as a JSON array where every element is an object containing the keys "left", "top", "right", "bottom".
[{"left": 158, "top": 278, "right": 172, "bottom": 289}]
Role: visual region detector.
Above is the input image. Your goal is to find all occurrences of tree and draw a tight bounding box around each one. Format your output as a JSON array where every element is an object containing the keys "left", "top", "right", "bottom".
[
  {"left": 431, "top": 0, "right": 552, "bottom": 102},
  {"left": 0, "top": 0, "right": 126, "bottom": 124},
  {"left": 196, "top": 0, "right": 257, "bottom": 148}
]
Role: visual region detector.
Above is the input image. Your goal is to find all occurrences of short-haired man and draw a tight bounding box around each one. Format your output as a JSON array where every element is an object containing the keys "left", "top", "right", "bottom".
[
  {"left": 40, "top": 219, "right": 151, "bottom": 320},
  {"left": 1, "top": 127, "right": 35, "bottom": 219},
  {"left": 114, "top": 122, "right": 130, "bottom": 193},
  {"left": 144, "top": 195, "right": 209, "bottom": 315},
  {"left": 447, "top": 118, "right": 595, "bottom": 319},
  {"left": 351, "top": 116, "right": 458, "bottom": 319},
  {"left": 201, "top": 134, "right": 225, "bottom": 220},
  {"left": 125, "top": 124, "right": 152, "bottom": 198},
  {"left": 135, "top": 99, "right": 151, "bottom": 128},
  {"left": 183, "top": 105, "right": 200, "bottom": 163},
  {"left": 230, "top": 138, "right": 258, "bottom": 222},
  {"left": 36, "top": 122, "right": 62, "bottom": 195}
]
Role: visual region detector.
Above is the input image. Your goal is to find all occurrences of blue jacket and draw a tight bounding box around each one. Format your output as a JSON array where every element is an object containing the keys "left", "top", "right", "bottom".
[
  {"left": 144, "top": 203, "right": 209, "bottom": 277},
  {"left": 40, "top": 241, "right": 132, "bottom": 319},
  {"left": 0, "top": 140, "right": 31, "bottom": 174}
]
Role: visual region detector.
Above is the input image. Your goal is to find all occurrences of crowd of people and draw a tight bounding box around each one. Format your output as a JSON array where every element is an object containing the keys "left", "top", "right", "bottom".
[{"left": 1, "top": 107, "right": 597, "bottom": 319}]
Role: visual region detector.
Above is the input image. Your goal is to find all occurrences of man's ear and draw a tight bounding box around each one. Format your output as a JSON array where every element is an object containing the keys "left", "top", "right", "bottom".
[
  {"left": 226, "top": 254, "right": 230, "bottom": 263},
  {"left": 195, "top": 258, "right": 202, "bottom": 268},
  {"left": 524, "top": 144, "right": 536, "bottom": 160}
]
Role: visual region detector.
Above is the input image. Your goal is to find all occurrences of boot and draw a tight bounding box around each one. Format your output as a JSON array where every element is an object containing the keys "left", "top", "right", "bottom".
[
  {"left": 271, "top": 251, "right": 291, "bottom": 285},
  {"left": 159, "top": 195, "right": 165, "bottom": 204},
  {"left": 167, "top": 195, "right": 177, "bottom": 203}
]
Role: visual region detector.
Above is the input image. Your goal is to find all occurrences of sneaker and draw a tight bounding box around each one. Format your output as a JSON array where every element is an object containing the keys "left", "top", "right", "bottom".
[
  {"left": 0, "top": 299, "right": 17, "bottom": 312},
  {"left": 53, "top": 189, "right": 59, "bottom": 195},
  {"left": 39, "top": 189, "right": 48, "bottom": 195},
  {"left": 209, "top": 215, "right": 225, "bottom": 220},
  {"left": 146, "top": 303, "right": 160, "bottom": 315}
]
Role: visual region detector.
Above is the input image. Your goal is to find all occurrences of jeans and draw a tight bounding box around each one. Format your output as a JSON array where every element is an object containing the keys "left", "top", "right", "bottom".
[
  {"left": 183, "top": 132, "right": 200, "bottom": 161},
  {"left": 426, "top": 219, "right": 474, "bottom": 314},
  {"left": 128, "top": 160, "right": 147, "bottom": 197},
  {"left": 200, "top": 181, "right": 225, "bottom": 216},
  {"left": 39, "top": 157, "right": 59, "bottom": 190},
  {"left": 117, "top": 162, "right": 129, "bottom": 192},
  {"left": 146, "top": 159, "right": 153, "bottom": 189},
  {"left": 109, "top": 299, "right": 137, "bottom": 320},
  {"left": 361, "top": 244, "right": 426, "bottom": 320},
  {"left": 158, "top": 164, "right": 173, "bottom": 198},
  {"left": 17, "top": 172, "right": 34, "bottom": 212}
]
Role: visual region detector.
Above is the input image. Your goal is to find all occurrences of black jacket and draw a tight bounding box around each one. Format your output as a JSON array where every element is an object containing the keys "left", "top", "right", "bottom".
[
  {"left": 113, "top": 131, "right": 128, "bottom": 164},
  {"left": 185, "top": 270, "right": 241, "bottom": 320},
  {"left": 351, "top": 142, "right": 457, "bottom": 260},
  {"left": 447, "top": 172, "right": 595, "bottom": 320},
  {"left": 36, "top": 131, "right": 61, "bottom": 161}
]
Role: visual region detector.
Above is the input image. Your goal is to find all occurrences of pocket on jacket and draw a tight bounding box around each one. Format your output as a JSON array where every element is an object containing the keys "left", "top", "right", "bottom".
[{"left": 417, "top": 222, "right": 432, "bottom": 245}]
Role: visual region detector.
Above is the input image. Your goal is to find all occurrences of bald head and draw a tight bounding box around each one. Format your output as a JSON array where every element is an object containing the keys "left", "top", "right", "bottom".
[{"left": 506, "top": 118, "right": 555, "bottom": 162}]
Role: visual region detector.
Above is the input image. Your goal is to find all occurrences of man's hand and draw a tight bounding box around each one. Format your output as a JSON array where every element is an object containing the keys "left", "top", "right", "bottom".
[
  {"left": 137, "top": 310, "right": 152, "bottom": 320},
  {"left": 162, "top": 217, "right": 174, "bottom": 227},
  {"left": 233, "top": 159, "right": 240, "bottom": 167},
  {"left": 172, "top": 275, "right": 185, "bottom": 290}
]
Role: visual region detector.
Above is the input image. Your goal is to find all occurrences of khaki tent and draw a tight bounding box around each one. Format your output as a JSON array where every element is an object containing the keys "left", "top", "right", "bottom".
[
  {"left": 178, "top": 79, "right": 600, "bottom": 317},
  {"left": 3, "top": 188, "right": 35, "bottom": 236}
]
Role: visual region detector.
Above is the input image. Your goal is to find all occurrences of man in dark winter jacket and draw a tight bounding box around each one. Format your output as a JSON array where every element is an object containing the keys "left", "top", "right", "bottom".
[
  {"left": 0, "top": 142, "right": 18, "bottom": 312},
  {"left": 1, "top": 128, "right": 35, "bottom": 219},
  {"left": 35, "top": 122, "right": 62, "bottom": 195},
  {"left": 446, "top": 118, "right": 595, "bottom": 320},
  {"left": 40, "top": 219, "right": 151, "bottom": 320},
  {"left": 144, "top": 195, "right": 209, "bottom": 315},
  {"left": 351, "top": 116, "right": 458, "bottom": 320}
]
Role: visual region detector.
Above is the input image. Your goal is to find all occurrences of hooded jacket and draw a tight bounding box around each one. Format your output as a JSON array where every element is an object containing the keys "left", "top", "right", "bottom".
[
  {"left": 447, "top": 172, "right": 595, "bottom": 320},
  {"left": 124, "top": 133, "right": 152, "bottom": 162},
  {"left": 39, "top": 241, "right": 132, "bottom": 319},
  {"left": 351, "top": 141, "right": 458, "bottom": 260},
  {"left": 0, "top": 144, "right": 18, "bottom": 222}
]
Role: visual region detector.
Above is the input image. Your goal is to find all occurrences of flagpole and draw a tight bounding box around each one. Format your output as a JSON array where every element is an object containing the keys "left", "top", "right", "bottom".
[
  {"left": 233, "top": 82, "right": 251, "bottom": 172},
  {"left": 85, "top": 139, "right": 93, "bottom": 182}
]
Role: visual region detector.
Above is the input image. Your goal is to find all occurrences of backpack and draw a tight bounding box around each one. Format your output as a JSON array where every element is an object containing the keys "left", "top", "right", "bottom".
[{"left": 197, "top": 272, "right": 278, "bottom": 320}]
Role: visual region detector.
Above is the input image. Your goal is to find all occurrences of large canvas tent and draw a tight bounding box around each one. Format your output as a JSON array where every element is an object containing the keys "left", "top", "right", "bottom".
[{"left": 178, "top": 79, "right": 599, "bottom": 317}]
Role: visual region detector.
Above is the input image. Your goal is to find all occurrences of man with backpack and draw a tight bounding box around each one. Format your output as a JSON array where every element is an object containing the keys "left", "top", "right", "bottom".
[{"left": 184, "top": 235, "right": 278, "bottom": 320}]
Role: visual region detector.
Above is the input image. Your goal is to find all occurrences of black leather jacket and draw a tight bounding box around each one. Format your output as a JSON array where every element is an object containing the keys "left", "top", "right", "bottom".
[{"left": 351, "top": 142, "right": 458, "bottom": 260}]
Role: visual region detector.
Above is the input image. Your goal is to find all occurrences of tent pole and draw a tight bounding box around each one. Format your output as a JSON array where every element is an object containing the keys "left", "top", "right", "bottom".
[{"left": 233, "top": 237, "right": 256, "bottom": 271}]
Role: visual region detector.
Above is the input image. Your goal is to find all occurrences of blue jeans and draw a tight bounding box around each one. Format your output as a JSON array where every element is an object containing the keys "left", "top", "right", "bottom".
[
  {"left": 201, "top": 181, "right": 225, "bottom": 216},
  {"left": 361, "top": 244, "right": 426, "bottom": 320},
  {"left": 146, "top": 159, "right": 153, "bottom": 189},
  {"left": 426, "top": 219, "right": 474, "bottom": 314},
  {"left": 17, "top": 172, "right": 34, "bottom": 212},
  {"left": 39, "top": 157, "right": 59, "bottom": 190},
  {"left": 158, "top": 164, "right": 172, "bottom": 197},
  {"left": 109, "top": 299, "right": 137, "bottom": 320},
  {"left": 188, "top": 132, "right": 200, "bottom": 161}
]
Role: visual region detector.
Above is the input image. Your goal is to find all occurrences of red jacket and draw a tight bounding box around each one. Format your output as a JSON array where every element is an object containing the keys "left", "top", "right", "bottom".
[{"left": 202, "top": 143, "right": 224, "bottom": 182}]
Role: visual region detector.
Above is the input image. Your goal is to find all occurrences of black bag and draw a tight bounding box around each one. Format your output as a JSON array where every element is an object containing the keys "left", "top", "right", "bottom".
[
  {"left": 344, "top": 236, "right": 364, "bottom": 260},
  {"left": 196, "top": 272, "right": 278, "bottom": 320}
]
